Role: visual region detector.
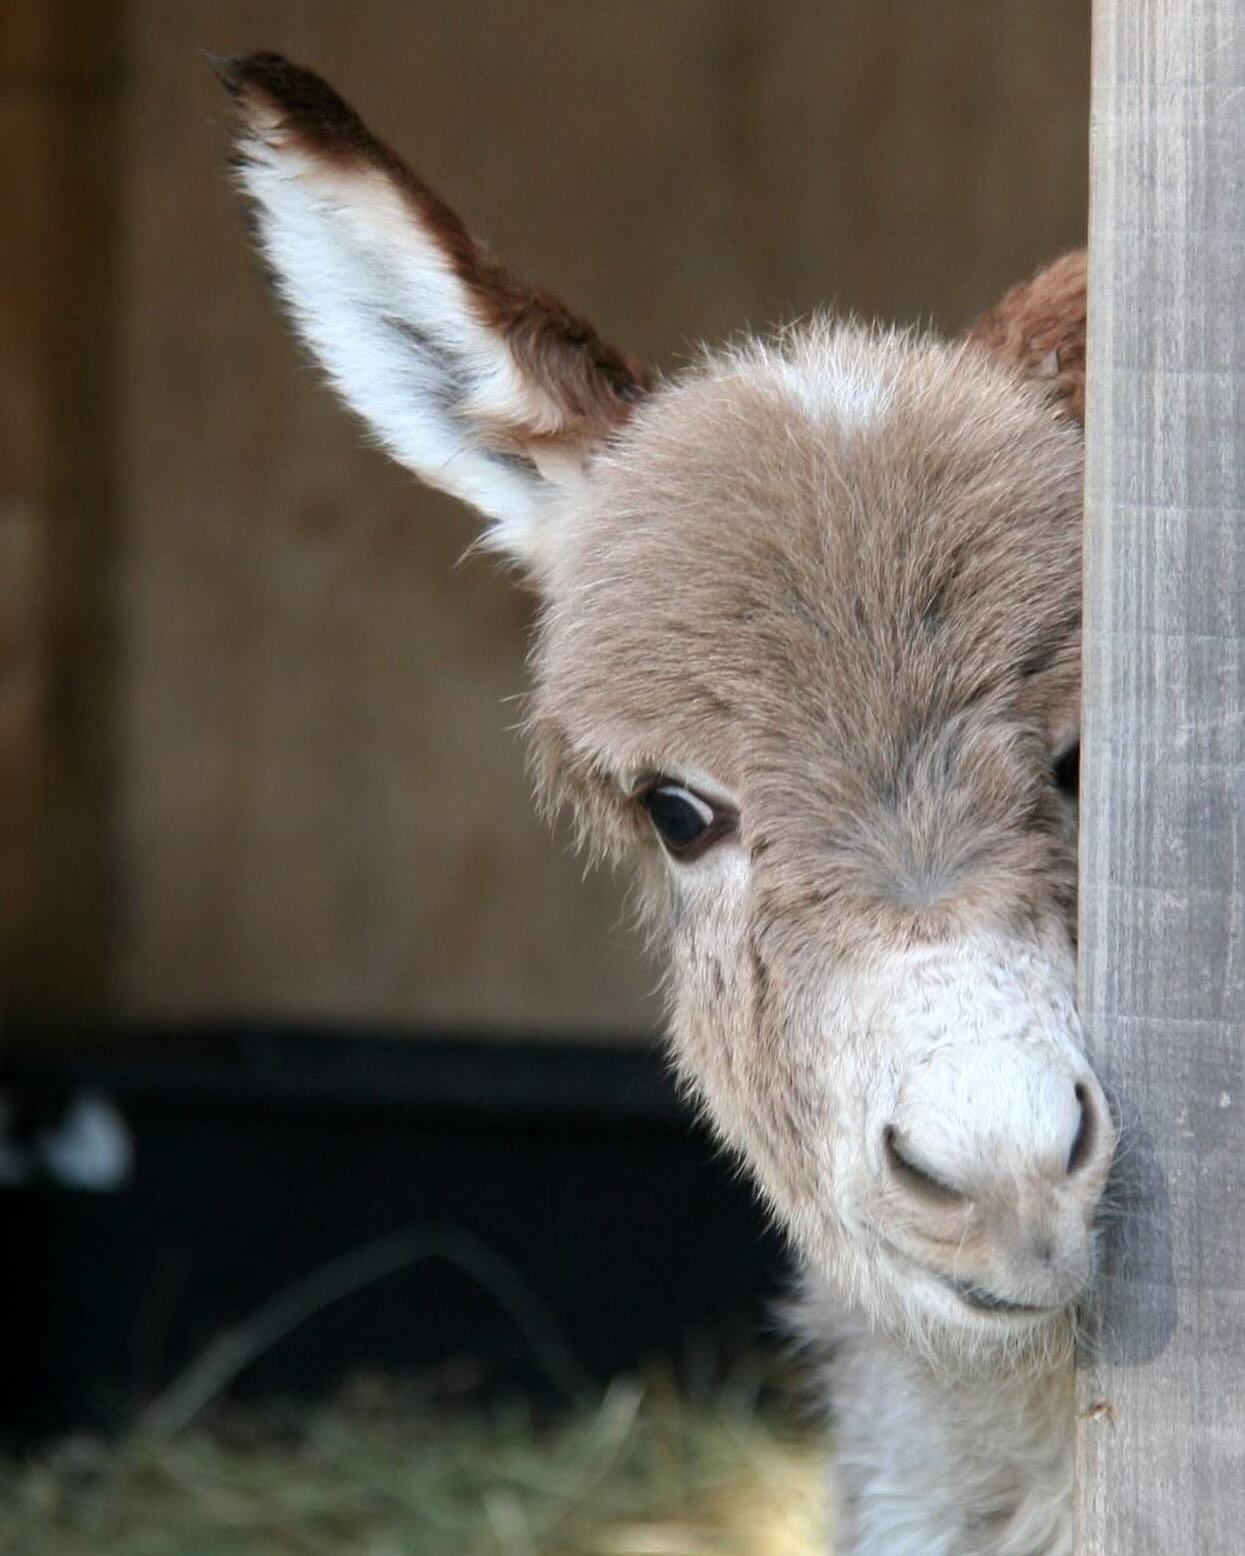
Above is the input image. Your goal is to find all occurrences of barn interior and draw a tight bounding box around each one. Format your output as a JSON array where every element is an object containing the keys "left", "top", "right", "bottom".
[{"left": 1, "top": 2, "right": 1091, "bottom": 1549}]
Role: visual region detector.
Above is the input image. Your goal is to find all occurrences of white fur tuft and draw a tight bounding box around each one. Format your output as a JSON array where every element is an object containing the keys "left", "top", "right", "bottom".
[{"left": 235, "top": 130, "right": 561, "bottom": 557}]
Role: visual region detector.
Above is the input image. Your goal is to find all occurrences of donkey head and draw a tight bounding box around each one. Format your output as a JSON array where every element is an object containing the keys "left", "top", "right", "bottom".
[{"left": 222, "top": 54, "right": 1114, "bottom": 1357}]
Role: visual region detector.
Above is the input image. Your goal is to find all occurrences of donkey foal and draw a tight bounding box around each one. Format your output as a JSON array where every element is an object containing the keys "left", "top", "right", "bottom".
[{"left": 219, "top": 53, "right": 1114, "bottom": 1556}]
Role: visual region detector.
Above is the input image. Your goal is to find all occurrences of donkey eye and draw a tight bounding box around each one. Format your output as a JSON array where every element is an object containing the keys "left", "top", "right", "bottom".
[
  {"left": 1053, "top": 741, "right": 1080, "bottom": 800},
  {"left": 645, "top": 785, "right": 714, "bottom": 853},
  {"left": 641, "top": 782, "right": 733, "bottom": 860}
]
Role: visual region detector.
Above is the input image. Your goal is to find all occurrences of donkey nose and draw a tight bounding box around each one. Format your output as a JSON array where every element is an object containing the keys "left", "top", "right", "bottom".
[
  {"left": 1065, "top": 1081, "right": 1100, "bottom": 1177},
  {"left": 882, "top": 1058, "right": 1111, "bottom": 1210},
  {"left": 882, "top": 1123, "right": 973, "bottom": 1206},
  {"left": 878, "top": 1063, "right": 1114, "bottom": 1312}
]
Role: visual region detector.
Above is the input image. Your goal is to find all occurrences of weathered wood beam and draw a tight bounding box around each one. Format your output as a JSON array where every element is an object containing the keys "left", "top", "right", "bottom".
[{"left": 1077, "top": 0, "right": 1244, "bottom": 1551}]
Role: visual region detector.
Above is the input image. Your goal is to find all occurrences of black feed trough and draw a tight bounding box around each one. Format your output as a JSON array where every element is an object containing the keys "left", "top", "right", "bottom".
[{"left": 0, "top": 1029, "right": 787, "bottom": 1446}]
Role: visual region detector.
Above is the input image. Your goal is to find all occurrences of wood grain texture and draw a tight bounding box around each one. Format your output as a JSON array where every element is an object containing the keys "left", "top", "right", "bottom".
[
  {"left": 1077, "top": 0, "right": 1244, "bottom": 1550},
  {"left": 0, "top": 2, "right": 120, "bottom": 1020}
]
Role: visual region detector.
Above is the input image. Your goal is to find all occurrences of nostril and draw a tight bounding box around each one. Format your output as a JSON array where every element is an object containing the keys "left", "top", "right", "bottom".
[
  {"left": 882, "top": 1125, "right": 970, "bottom": 1207},
  {"left": 1066, "top": 1082, "right": 1096, "bottom": 1175}
]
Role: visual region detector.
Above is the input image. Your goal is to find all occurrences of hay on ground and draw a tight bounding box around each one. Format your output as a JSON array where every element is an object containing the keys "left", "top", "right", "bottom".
[{"left": 0, "top": 1376, "right": 830, "bottom": 1556}]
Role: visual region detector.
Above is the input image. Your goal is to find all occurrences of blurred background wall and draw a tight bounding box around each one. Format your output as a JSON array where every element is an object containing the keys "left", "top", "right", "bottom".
[{"left": 1, "top": 0, "right": 1090, "bottom": 1040}]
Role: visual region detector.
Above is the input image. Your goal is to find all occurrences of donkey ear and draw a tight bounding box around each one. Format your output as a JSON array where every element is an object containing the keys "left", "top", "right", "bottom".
[
  {"left": 966, "top": 250, "right": 1086, "bottom": 426},
  {"left": 217, "top": 52, "right": 649, "bottom": 565}
]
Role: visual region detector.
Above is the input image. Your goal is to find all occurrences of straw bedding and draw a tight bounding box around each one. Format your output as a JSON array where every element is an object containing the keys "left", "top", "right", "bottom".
[{"left": 0, "top": 1375, "right": 829, "bottom": 1556}]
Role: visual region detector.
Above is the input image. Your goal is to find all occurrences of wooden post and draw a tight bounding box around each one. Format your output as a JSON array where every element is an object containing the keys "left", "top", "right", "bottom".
[{"left": 1078, "top": 1, "right": 1243, "bottom": 1551}]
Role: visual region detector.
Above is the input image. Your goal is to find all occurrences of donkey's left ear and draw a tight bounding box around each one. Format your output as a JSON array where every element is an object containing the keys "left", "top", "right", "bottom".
[
  {"left": 217, "top": 52, "right": 649, "bottom": 568},
  {"left": 967, "top": 249, "right": 1086, "bottom": 426}
]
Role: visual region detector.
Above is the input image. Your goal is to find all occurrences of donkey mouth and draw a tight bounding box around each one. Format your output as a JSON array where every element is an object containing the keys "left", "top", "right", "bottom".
[
  {"left": 875, "top": 1235, "right": 1070, "bottom": 1320},
  {"left": 877, "top": 1232, "right": 1058, "bottom": 1319},
  {"left": 942, "top": 1277, "right": 1060, "bottom": 1317}
]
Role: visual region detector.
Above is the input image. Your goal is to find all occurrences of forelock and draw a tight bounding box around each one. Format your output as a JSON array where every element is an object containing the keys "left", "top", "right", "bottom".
[{"left": 529, "top": 318, "right": 1084, "bottom": 900}]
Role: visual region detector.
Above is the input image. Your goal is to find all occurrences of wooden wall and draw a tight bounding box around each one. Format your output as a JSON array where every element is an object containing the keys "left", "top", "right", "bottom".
[
  {"left": 0, "top": 3, "right": 119, "bottom": 1022},
  {"left": 4, "top": 1, "right": 1092, "bottom": 1037},
  {"left": 1076, "top": 0, "right": 1243, "bottom": 1549}
]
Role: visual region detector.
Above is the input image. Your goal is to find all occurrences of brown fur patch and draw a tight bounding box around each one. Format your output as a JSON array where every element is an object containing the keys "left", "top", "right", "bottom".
[{"left": 967, "top": 250, "right": 1086, "bottom": 424}]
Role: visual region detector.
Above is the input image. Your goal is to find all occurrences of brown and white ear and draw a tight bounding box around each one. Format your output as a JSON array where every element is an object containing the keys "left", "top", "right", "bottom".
[
  {"left": 966, "top": 249, "right": 1086, "bottom": 426},
  {"left": 217, "top": 52, "right": 649, "bottom": 565}
]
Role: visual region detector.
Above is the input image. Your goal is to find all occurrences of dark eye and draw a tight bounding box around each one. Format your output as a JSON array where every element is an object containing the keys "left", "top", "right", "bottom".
[
  {"left": 1053, "top": 741, "right": 1080, "bottom": 800},
  {"left": 641, "top": 781, "right": 735, "bottom": 860}
]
